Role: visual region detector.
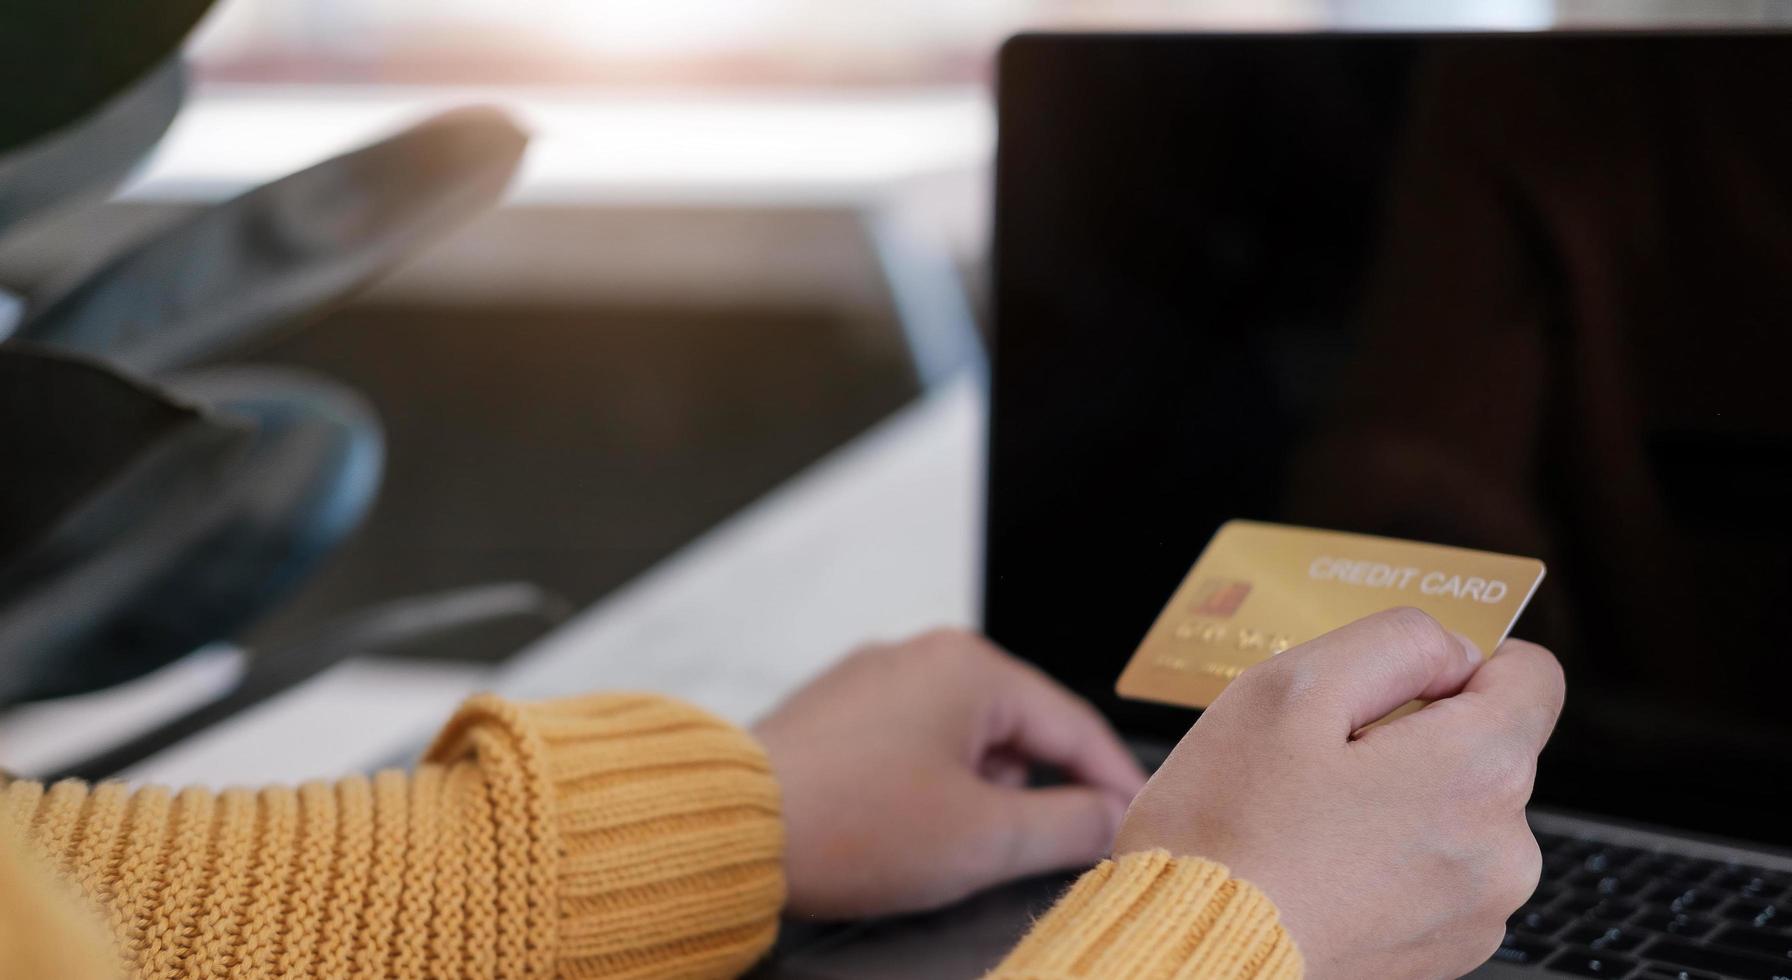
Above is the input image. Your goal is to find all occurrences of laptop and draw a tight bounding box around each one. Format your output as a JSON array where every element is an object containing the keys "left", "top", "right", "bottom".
[{"left": 765, "top": 30, "right": 1792, "bottom": 980}]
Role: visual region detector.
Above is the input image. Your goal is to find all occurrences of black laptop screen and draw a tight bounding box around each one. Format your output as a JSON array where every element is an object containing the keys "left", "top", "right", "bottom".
[{"left": 987, "top": 32, "right": 1792, "bottom": 846}]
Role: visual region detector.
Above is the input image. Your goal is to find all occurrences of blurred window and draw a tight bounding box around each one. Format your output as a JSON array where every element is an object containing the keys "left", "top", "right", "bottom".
[
  {"left": 191, "top": 0, "right": 1045, "bottom": 87},
  {"left": 190, "top": 0, "right": 1563, "bottom": 87}
]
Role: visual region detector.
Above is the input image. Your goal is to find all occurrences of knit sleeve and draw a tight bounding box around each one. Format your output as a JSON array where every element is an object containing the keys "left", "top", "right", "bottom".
[
  {"left": 3, "top": 692, "right": 785, "bottom": 980},
  {"left": 427, "top": 693, "right": 786, "bottom": 977},
  {"left": 987, "top": 850, "right": 1303, "bottom": 979}
]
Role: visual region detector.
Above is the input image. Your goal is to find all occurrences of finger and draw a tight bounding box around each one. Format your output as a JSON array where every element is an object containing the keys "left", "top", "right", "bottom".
[
  {"left": 1454, "top": 639, "right": 1566, "bottom": 752},
  {"left": 1251, "top": 607, "right": 1481, "bottom": 736},
  {"left": 990, "top": 785, "right": 1126, "bottom": 881},
  {"left": 987, "top": 655, "right": 1149, "bottom": 799}
]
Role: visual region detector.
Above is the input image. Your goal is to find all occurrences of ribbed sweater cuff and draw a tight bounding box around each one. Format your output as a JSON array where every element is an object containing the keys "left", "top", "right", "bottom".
[
  {"left": 430, "top": 694, "right": 785, "bottom": 980},
  {"left": 989, "top": 850, "right": 1303, "bottom": 979}
]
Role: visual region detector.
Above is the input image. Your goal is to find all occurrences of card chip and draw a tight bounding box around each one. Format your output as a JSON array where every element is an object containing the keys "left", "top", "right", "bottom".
[{"left": 1188, "top": 579, "right": 1252, "bottom": 617}]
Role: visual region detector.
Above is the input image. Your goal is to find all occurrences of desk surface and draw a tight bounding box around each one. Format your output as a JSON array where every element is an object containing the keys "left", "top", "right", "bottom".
[
  {"left": 497, "top": 374, "right": 982, "bottom": 723},
  {"left": 63, "top": 377, "right": 980, "bottom": 786}
]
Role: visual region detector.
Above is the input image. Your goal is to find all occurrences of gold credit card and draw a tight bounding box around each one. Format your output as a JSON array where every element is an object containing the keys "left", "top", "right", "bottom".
[{"left": 1116, "top": 520, "right": 1545, "bottom": 710}]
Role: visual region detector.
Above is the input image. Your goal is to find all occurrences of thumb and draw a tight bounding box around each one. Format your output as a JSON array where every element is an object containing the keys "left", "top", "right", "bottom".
[
  {"left": 990, "top": 785, "right": 1128, "bottom": 881},
  {"left": 1246, "top": 607, "right": 1482, "bottom": 737}
]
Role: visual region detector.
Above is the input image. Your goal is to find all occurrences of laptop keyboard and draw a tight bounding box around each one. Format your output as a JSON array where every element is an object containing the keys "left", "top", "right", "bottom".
[{"left": 1496, "top": 830, "right": 1792, "bottom": 978}]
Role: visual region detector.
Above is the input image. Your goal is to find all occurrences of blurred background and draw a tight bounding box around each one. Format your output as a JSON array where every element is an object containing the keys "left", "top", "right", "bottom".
[{"left": 0, "top": 0, "right": 1768, "bottom": 782}]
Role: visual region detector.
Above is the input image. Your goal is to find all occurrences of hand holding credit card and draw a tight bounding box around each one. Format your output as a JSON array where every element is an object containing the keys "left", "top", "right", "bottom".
[{"left": 1116, "top": 520, "right": 1545, "bottom": 710}]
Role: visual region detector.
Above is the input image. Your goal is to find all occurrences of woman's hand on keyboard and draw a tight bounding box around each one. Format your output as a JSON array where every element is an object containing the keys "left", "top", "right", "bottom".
[{"left": 755, "top": 627, "right": 1148, "bottom": 920}]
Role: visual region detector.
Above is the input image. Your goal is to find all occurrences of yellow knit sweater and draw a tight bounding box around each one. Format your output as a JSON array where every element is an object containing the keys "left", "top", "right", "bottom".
[{"left": 0, "top": 693, "right": 1300, "bottom": 979}]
